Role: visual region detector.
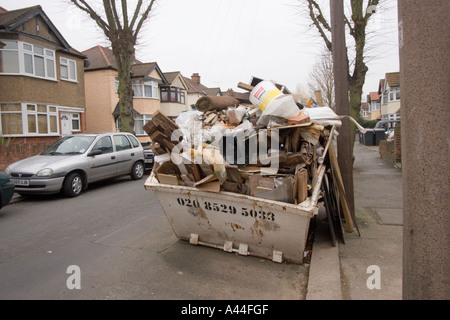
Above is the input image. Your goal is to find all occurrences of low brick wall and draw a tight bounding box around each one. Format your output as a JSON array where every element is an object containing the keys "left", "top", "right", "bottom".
[
  {"left": 0, "top": 137, "right": 59, "bottom": 171},
  {"left": 379, "top": 124, "right": 401, "bottom": 164}
]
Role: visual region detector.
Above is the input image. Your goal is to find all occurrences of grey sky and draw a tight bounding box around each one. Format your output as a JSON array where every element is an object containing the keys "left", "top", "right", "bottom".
[{"left": 1, "top": 0, "right": 399, "bottom": 99}]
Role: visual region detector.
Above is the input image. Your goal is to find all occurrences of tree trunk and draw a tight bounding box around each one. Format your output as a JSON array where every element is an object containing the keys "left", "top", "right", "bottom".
[{"left": 113, "top": 39, "right": 135, "bottom": 134}]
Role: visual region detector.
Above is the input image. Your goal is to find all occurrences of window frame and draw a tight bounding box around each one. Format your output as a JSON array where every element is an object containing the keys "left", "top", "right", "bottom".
[
  {"left": 134, "top": 114, "right": 152, "bottom": 136},
  {"left": 132, "top": 79, "right": 158, "bottom": 99},
  {"left": 0, "top": 102, "right": 59, "bottom": 136},
  {"left": 60, "top": 57, "right": 77, "bottom": 82},
  {"left": 160, "top": 86, "right": 185, "bottom": 103},
  {"left": 0, "top": 40, "right": 56, "bottom": 81}
]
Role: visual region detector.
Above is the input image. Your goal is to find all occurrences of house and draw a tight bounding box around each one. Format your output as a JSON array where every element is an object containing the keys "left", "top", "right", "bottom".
[
  {"left": 379, "top": 72, "right": 401, "bottom": 124},
  {"left": 159, "top": 71, "right": 190, "bottom": 118},
  {"left": 183, "top": 73, "right": 221, "bottom": 108},
  {"left": 367, "top": 91, "right": 381, "bottom": 120},
  {"left": 0, "top": 5, "right": 87, "bottom": 170},
  {"left": 360, "top": 101, "right": 369, "bottom": 119},
  {"left": 82, "top": 45, "right": 167, "bottom": 143}
]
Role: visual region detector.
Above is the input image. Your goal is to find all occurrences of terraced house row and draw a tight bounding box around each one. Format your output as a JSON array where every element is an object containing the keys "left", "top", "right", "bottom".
[{"left": 0, "top": 5, "right": 220, "bottom": 170}]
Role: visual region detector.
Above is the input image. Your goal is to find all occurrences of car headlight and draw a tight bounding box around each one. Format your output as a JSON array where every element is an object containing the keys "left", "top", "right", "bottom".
[
  {"left": 37, "top": 168, "right": 54, "bottom": 177},
  {"left": 4, "top": 166, "right": 11, "bottom": 176}
]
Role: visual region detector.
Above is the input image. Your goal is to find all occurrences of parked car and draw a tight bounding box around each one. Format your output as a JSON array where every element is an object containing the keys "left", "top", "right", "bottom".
[
  {"left": 0, "top": 171, "right": 15, "bottom": 210},
  {"left": 142, "top": 142, "right": 155, "bottom": 170},
  {"left": 4, "top": 133, "right": 145, "bottom": 197}
]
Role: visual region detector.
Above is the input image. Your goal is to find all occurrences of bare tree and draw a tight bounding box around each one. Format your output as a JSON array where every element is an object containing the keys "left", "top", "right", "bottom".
[
  {"left": 70, "top": 0, "right": 156, "bottom": 133},
  {"left": 307, "top": 50, "right": 335, "bottom": 110},
  {"left": 303, "top": 0, "right": 380, "bottom": 141}
]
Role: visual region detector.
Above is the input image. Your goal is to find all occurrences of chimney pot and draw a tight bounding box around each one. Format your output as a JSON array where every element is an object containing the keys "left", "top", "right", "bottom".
[{"left": 191, "top": 73, "right": 200, "bottom": 85}]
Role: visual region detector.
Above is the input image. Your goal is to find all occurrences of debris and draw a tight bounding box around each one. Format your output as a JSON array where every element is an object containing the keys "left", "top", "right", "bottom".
[{"left": 195, "top": 95, "right": 240, "bottom": 112}]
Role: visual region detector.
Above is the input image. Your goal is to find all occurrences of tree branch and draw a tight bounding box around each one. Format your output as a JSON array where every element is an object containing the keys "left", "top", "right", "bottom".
[
  {"left": 121, "top": 0, "right": 129, "bottom": 29},
  {"left": 133, "top": 0, "right": 156, "bottom": 39},
  {"left": 102, "top": 0, "right": 121, "bottom": 32},
  {"left": 70, "top": 0, "right": 110, "bottom": 34},
  {"left": 129, "top": 0, "right": 143, "bottom": 30},
  {"left": 306, "top": 0, "right": 332, "bottom": 52}
]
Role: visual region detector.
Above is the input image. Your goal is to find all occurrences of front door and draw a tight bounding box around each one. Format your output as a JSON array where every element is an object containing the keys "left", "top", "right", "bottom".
[{"left": 61, "top": 112, "right": 72, "bottom": 136}]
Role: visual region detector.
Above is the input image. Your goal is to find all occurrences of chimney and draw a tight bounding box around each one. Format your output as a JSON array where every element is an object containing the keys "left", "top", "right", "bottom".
[{"left": 191, "top": 73, "right": 200, "bottom": 85}]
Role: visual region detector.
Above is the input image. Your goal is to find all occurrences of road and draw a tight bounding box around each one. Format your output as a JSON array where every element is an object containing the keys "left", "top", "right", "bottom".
[{"left": 0, "top": 173, "right": 309, "bottom": 300}]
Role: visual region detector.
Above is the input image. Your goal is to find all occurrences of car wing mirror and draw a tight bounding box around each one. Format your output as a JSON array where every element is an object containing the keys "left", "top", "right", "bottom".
[{"left": 87, "top": 149, "right": 102, "bottom": 157}]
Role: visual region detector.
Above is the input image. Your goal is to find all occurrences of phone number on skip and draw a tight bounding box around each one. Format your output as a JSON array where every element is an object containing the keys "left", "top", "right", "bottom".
[{"left": 176, "top": 197, "right": 275, "bottom": 221}]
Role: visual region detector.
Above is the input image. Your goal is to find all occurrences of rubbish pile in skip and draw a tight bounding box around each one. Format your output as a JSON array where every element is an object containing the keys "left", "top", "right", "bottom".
[{"left": 144, "top": 79, "right": 365, "bottom": 205}]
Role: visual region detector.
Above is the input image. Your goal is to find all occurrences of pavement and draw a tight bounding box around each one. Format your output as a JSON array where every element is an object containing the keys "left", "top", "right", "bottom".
[{"left": 306, "top": 142, "right": 403, "bottom": 300}]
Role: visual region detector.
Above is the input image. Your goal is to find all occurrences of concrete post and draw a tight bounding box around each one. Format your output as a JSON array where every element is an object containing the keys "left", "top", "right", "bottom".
[{"left": 398, "top": 0, "right": 450, "bottom": 299}]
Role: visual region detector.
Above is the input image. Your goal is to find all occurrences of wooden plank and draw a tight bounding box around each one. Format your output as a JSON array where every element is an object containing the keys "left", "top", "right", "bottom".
[
  {"left": 237, "top": 82, "right": 255, "bottom": 92},
  {"left": 328, "top": 142, "right": 355, "bottom": 233}
]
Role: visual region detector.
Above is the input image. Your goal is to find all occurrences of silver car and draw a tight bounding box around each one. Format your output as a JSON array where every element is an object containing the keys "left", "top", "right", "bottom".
[{"left": 5, "top": 133, "right": 145, "bottom": 197}]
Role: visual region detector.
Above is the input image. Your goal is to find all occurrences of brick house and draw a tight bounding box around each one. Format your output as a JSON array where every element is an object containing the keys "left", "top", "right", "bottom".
[
  {"left": 82, "top": 45, "right": 169, "bottom": 144},
  {"left": 0, "top": 5, "right": 87, "bottom": 170}
]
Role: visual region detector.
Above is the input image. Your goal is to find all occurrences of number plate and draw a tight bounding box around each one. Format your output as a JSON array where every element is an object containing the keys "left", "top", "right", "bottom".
[
  {"left": 11, "top": 179, "right": 30, "bottom": 186},
  {"left": 144, "top": 159, "right": 153, "bottom": 163}
]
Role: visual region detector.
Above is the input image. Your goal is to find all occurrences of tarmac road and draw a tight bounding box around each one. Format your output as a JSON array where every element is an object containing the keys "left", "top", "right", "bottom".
[{"left": 0, "top": 174, "right": 309, "bottom": 300}]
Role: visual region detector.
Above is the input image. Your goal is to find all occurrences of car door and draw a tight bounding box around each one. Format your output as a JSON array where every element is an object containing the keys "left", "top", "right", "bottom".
[
  {"left": 88, "top": 135, "right": 117, "bottom": 182},
  {"left": 112, "top": 134, "right": 135, "bottom": 175}
]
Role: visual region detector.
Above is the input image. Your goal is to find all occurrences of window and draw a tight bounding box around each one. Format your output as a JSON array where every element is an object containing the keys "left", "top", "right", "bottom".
[
  {"left": 0, "top": 103, "right": 58, "bottom": 136},
  {"left": 160, "top": 86, "right": 185, "bottom": 103},
  {"left": 0, "top": 40, "right": 20, "bottom": 73},
  {"left": 128, "top": 134, "right": 141, "bottom": 148},
  {"left": 132, "top": 80, "right": 158, "bottom": 98},
  {"left": 134, "top": 114, "right": 152, "bottom": 136},
  {"left": 0, "top": 40, "right": 56, "bottom": 80},
  {"left": 382, "top": 91, "right": 388, "bottom": 104},
  {"left": 60, "top": 57, "right": 77, "bottom": 82},
  {"left": 389, "top": 87, "right": 400, "bottom": 102},
  {"left": 113, "top": 134, "right": 132, "bottom": 151},
  {"left": 92, "top": 136, "right": 113, "bottom": 154},
  {"left": 71, "top": 113, "right": 80, "bottom": 131}
]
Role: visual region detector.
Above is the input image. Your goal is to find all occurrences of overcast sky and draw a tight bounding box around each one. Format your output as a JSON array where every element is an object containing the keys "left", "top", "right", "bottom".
[{"left": 2, "top": 0, "right": 399, "bottom": 99}]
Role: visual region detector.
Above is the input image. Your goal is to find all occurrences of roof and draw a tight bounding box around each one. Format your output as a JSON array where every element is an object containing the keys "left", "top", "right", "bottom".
[
  {"left": 369, "top": 91, "right": 381, "bottom": 102},
  {"left": 83, "top": 45, "right": 142, "bottom": 71},
  {"left": 82, "top": 45, "right": 167, "bottom": 83},
  {"left": 0, "top": 5, "right": 84, "bottom": 58},
  {"left": 183, "top": 76, "right": 208, "bottom": 95},
  {"left": 385, "top": 72, "right": 400, "bottom": 87},
  {"left": 0, "top": 6, "right": 39, "bottom": 27}
]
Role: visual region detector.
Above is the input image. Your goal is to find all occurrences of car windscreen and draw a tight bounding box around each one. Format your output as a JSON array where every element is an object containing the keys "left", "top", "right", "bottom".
[{"left": 41, "top": 136, "right": 96, "bottom": 155}]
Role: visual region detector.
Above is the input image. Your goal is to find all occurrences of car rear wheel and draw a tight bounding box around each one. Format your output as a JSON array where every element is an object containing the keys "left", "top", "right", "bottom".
[
  {"left": 131, "top": 161, "right": 144, "bottom": 180},
  {"left": 63, "top": 172, "right": 83, "bottom": 197}
]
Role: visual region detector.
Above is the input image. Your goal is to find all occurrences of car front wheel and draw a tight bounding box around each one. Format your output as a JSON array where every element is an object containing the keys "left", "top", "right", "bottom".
[
  {"left": 63, "top": 172, "right": 83, "bottom": 197},
  {"left": 131, "top": 161, "right": 144, "bottom": 180}
]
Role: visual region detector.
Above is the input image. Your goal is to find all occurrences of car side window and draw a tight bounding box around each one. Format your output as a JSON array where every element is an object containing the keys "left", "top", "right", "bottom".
[
  {"left": 92, "top": 136, "right": 113, "bottom": 154},
  {"left": 127, "top": 135, "right": 141, "bottom": 148},
  {"left": 113, "top": 135, "right": 132, "bottom": 151}
]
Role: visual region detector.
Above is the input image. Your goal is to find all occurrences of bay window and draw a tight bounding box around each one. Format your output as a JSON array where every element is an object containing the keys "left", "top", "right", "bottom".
[
  {"left": 0, "top": 40, "right": 56, "bottom": 80},
  {"left": 0, "top": 103, "right": 59, "bottom": 136},
  {"left": 132, "top": 80, "right": 158, "bottom": 98},
  {"left": 160, "top": 86, "right": 185, "bottom": 103}
]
